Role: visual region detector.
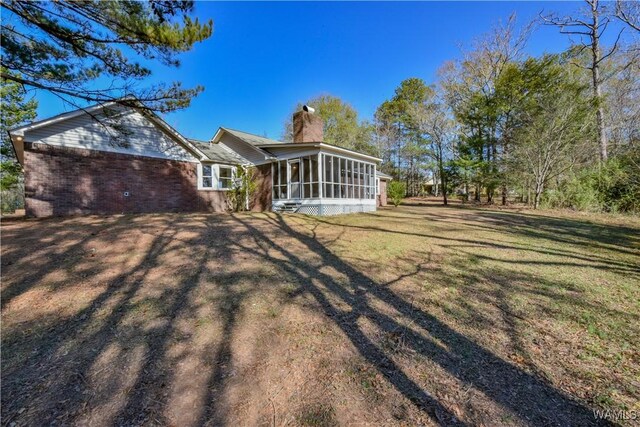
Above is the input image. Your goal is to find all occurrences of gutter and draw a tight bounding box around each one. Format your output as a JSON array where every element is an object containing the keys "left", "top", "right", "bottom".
[{"left": 257, "top": 142, "right": 382, "bottom": 163}]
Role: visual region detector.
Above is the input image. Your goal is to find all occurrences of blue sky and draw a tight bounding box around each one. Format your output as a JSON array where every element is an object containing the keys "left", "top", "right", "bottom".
[{"left": 34, "top": 1, "right": 616, "bottom": 141}]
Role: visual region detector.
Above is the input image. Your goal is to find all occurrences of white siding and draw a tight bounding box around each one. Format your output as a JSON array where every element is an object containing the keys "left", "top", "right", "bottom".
[
  {"left": 218, "top": 133, "right": 271, "bottom": 165},
  {"left": 24, "top": 106, "right": 197, "bottom": 162}
]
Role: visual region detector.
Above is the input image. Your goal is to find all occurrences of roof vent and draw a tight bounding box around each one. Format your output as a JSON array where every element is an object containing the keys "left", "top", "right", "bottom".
[{"left": 302, "top": 105, "right": 315, "bottom": 114}]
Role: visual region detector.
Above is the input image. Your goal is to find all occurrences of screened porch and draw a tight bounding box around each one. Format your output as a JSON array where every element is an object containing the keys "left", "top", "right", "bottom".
[{"left": 272, "top": 153, "right": 377, "bottom": 201}]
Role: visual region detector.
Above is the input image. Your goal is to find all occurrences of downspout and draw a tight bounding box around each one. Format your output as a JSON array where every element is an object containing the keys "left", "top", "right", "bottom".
[{"left": 242, "top": 164, "right": 249, "bottom": 211}]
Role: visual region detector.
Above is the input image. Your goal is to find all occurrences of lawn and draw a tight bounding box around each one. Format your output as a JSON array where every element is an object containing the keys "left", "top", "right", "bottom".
[{"left": 2, "top": 200, "right": 639, "bottom": 426}]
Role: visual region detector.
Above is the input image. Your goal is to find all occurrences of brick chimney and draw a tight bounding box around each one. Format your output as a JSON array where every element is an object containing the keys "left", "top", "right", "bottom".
[{"left": 293, "top": 105, "right": 323, "bottom": 143}]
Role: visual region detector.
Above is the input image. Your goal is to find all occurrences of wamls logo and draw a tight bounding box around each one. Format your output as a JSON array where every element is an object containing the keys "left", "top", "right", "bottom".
[{"left": 593, "top": 409, "right": 638, "bottom": 421}]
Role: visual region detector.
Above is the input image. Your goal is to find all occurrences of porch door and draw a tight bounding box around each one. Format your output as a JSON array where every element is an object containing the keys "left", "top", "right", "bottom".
[{"left": 289, "top": 160, "right": 301, "bottom": 199}]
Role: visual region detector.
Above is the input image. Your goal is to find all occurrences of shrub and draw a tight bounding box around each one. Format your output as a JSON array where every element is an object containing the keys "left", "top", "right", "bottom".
[
  {"left": 227, "top": 166, "right": 258, "bottom": 212},
  {"left": 541, "top": 157, "right": 640, "bottom": 214},
  {"left": 1, "top": 187, "right": 24, "bottom": 213},
  {"left": 387, "top": 181, "right": 406, "bottom": 207}
]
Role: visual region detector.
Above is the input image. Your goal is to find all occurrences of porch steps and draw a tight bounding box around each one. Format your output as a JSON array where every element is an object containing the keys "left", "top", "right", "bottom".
[{"left": 273, "top": 202, "right": 301, "bottom": 213}]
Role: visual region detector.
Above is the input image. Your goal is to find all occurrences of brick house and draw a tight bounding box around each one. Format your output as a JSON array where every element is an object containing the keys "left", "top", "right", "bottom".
[{"left": 9, "top": 102, "right": 391, "bottom": 217}]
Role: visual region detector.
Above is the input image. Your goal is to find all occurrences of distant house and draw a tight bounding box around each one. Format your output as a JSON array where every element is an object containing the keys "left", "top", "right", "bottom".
[{"left": 9, "top": 102, "right": 391, "bottom": 217}]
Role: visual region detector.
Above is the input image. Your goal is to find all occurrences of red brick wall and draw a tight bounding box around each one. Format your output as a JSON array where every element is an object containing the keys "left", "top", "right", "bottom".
[
  {"left": 293, "top": 111, "right": 323, "bottom": 143},
  {"left": 24, "top": 143, "right": 229, "bottom": 217},
  {"left": 250, "top": 164, "right": 272, "bottom": 212},
  {"left": 377, "top": 179, "right": 388, "bottom": 207}
]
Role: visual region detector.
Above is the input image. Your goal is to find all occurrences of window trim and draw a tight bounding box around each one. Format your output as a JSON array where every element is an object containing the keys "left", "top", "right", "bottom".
[
  {"left": 198, "top": 163, "right": 236, "bottom": 191},
  {"left": 321, "top": 153, "right": 376, "bottom": 201},
  {"left": 271, "top": 152, "right": 377, "bottom": 201},
  {"left": 218, "top": 165, "right": 235, "bottom": 190},
  {"left": 199, "top": 163, "right": 215, "bottom": 190}
]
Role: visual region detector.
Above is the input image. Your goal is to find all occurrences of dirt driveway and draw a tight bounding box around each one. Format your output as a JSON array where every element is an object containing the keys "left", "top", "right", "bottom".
[{"left": 2, "top": 204, "right": 638, "bottom": 426}]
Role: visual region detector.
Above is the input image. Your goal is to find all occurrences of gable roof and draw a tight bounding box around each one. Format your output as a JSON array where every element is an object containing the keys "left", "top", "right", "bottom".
[
  {"left": 220, "top": 127, "right": 284, "bottom": 146},
  {"left": 8, "top": 100, "right": 209, "bottom": 165},
  {"left": 187, "top": 139, "right": 248, "bottom": 165},
  {"left": 212, "top": 127, "right": 382, "bottom": 163},
  {"left": 9, "top": 103, "right": 109, "bottom": 135}
]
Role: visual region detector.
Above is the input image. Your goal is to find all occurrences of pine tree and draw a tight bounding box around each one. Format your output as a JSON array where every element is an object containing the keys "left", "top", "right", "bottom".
[
  {"left": 1, "top": 0, "right": 213, "bottom": 112},
  {"left": 1, "top": 69, "right": 37, "bottom": 211}
]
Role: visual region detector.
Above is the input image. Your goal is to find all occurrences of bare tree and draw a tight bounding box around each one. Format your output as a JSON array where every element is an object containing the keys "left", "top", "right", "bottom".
[
  {"left": 616, "top": 0, "right": 640, "bottom": 33},
  {"left": 604, "top": 49, "right": 640, "bottom": 153},
  {"left": 439, "top": 13, "right": 533, "bottom": 204},
  {"left": 511, "top": 61, "right": 595, "bottom": 209},
  {"left": 410, "top": 92, "right": 455, "bottom": 206},
  {"left": 373, "top": 111, "right": 400, "bottom": 175},
  {"left": 541, "top": 0, "right": 624, "bottom": 163}
]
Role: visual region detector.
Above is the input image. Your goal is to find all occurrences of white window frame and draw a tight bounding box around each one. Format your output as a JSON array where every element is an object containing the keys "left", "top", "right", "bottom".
[
  {"left": 320, "top": 153, "right": 376, "bottom": 200},
  {"left": 218, "top": 165, "right": 235, "bottom": 190},
  {"left": 198, "top": 163, "right": 236, "bottom": 191},
  {"left": 200, "top": 163, "right": 215, "bottom": 190}
]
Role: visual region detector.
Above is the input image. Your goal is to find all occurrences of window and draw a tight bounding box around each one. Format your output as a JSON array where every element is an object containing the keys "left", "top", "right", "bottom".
[
  {"left": 274, "top": 155, "right": 321, "bottom": 200},
  {"left": 290, "top": 160, "right": 301, "bottom": 198},
  {"left": 320, "top": 154, "right": 376, "bottom": 200},
  {"left": 311, "top": 156, "right": 319, "bottom": 197},
  {"left": 219, "top": 166, "right": 234, "bottom": 189},
  {"left": 333, "top": 156, "right": 340, "bottom": 198},
  {"left": 202, "top": 165, "right": 213, "bottom": 188},
  {"left": 200, "top": 164, "right": 235, "bottom": 190},
  {"left": 302, "top": 155, "right": 320, "bottom": 198},
  {"left": 365, "top": 164, "right": 371, "bottom": 198},
  {"left": 273, "top": 160, "right": 287, "bottom": 200},
  {"left": 323, "top": 155, "right": 332, "bottom": 198}
]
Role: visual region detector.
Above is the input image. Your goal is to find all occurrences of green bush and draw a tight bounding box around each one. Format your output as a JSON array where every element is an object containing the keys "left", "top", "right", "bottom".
[
  {"left": 1, "top": 187, "right": 24, "bottom": 213},
  {"left": 542, "top": 157, "right": 640, "bottom": 214},
  {"left": 227, "top": 166, "right": 258, "bottom": 212},
  {"left": 387, "top": 181, "right": 406, "bottom": 207}
]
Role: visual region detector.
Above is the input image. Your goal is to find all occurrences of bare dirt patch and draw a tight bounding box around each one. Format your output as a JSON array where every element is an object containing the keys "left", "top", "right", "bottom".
[{"left": 2, "top": 206, "right": 638, "bottom": 426}]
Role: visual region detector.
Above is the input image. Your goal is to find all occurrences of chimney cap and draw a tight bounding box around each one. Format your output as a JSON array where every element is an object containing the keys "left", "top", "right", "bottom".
[{"left": 302, "top": 105, "right": 315, "bottom": 114}]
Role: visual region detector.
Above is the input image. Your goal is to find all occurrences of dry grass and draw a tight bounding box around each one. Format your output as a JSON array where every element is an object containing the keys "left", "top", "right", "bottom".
[{"left": 2, "top": 200, "right": 638, "bottom": 426}]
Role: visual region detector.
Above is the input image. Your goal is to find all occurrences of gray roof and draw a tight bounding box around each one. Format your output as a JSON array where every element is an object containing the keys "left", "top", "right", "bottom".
[
  {"left": 377, "top": 171, "right": 393, "bottom": 180},
  {"left": 221, "top": 127, "right": 285, "bottom": 146},
  {"left": 188, "top": 139, "right": 247, "bottom": 164},
  {"left": 216, "top": 127, "right": 382, "bottom": 163}
]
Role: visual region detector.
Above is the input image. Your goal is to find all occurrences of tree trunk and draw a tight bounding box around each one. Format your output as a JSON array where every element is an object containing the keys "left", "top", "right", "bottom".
[
  {"left": 438, "top": 151, "right": 448, "bottom": 206},
  {"left": 590, "top": 1, "right": 608, "bottom": 162},
  {"left": 442, "top": 176, "right": 448, "bottom": 205},
  {"left": 501, "top": 139, "right": 509, "bottom": 205},
  {"left": 533, "top": 180, "right": 544, "bottom": 209}
]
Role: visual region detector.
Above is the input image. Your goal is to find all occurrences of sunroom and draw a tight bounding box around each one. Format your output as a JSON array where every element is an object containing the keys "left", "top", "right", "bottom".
[{"left": 269, "top": 146, "right": 379, "bottom": 215}]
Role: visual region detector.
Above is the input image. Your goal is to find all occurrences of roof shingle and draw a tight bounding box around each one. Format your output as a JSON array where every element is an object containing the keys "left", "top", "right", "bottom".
[
  {"left": 221, "top": 127, "right": 285, "bottom": 146},
  {"left": 187, "top": 139, "right": 247, "bottom": 164}
]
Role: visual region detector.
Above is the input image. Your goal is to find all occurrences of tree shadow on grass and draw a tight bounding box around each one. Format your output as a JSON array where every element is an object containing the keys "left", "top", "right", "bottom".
[
  {"left": 231, "top": 213, "right": 611, "bottom": 426},
  {"left": 1, "top": 209, "right": 624, "bottom": 426},
  {"left": 381, "top": 204, "right": 640, "bottom": 257},
  {"left": 312, "top": 212, "right": 640, "bottom": 276},
  {"left": 0, "top": 215, "right": 136, "bottom": 309},
  {"left": 1, "top": 215, "right": 263, "bottom": 426}
]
